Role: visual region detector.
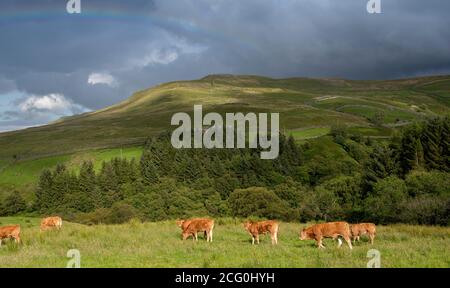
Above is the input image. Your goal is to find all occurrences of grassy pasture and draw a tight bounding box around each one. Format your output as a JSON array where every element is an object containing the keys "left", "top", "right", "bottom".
[
  {"left": 289, "top": 127, "right": 331, "bottom": 140},
  {"left": 0, "top": 147, "right": 142, "bottom": 186},
  {"left": 0, "top": 217, "right": 449, "bottom": 268}
]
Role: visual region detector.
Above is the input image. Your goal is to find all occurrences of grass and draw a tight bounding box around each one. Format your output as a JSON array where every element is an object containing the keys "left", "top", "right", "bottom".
[
  {"left": 0, "top": 217, "right": 449, "bottom": 268},
  {"left": 0, "top": 147, "right": 143, "bottom": 201},
  {"left": 289, "top": 127, "right": 331, "bottom": 140},
  {"left": 0, "top": 147, "right": 142, "bottom": 187},
  {"left": 337, "top": 105, "right": 418, "bottom": 124},
  {"left": 347, "top": 126, "right": 393, "bottom": 137}
]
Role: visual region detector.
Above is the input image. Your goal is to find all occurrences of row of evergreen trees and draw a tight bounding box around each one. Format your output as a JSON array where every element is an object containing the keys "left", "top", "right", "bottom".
[
  {"left": 362, "top": 117, "right": 450, "bottom": 193},
  {"left": 2, "top": 117, "right": 448, "bottom": 225}
]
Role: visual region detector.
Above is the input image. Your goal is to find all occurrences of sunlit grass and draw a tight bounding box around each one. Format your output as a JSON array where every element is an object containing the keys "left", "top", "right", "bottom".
[{"left": 0, "top": 217, "right": 449, "bottom": 268}]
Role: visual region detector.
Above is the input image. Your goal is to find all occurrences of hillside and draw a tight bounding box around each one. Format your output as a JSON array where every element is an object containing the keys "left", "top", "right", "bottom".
[
  {"left": 1, "top": 74, "right": 449, "bottom": 163},
  {"left": 1, "top": 74, "right": 450, "bottom": 201}
]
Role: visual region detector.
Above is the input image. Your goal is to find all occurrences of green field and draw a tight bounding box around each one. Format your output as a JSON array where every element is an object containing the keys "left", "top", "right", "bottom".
[
  {"left": 0, "top": 217, "right": 449, "bottom": 268},
  {"left": 0, "top": 147, "right": 142, "bottom": 183},
  {"left": 347, "top": 126, "right": 393, "bottom": 137},
  {"left": 0, "top": 147, "right": 143, "bottom": 201},
  {"left": 289, "top": 127, "right": 331, "bottom": 140}
]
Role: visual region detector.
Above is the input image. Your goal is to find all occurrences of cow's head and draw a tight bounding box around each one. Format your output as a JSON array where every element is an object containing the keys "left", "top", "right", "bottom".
[
  {"left": 299, "top": 228, "right": 310, "bottom": 240},
  {"left": 182, "top": 230, "right": 191, "bottom": 241},
  {"left": 176, "top": 220, "right": 185, "bottom": 228},
  {"left": 243, "top": 221, "right": 252, "bottom": 231}
]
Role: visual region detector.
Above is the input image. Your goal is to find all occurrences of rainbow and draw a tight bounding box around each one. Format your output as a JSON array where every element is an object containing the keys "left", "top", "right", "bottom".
[
  {"left": 0, "top": 2, "right": 157, "bottom": 23},
  {"left": 0, "top": 1, "right": 256, "bottom": 51}
]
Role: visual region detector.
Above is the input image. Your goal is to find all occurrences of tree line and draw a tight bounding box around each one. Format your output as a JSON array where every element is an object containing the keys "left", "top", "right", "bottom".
[{"left": 1, "top": 117, "right": 449, "bottom": 226}]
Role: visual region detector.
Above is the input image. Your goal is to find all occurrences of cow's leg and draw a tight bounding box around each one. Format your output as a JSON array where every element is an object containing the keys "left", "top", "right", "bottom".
[
  {"left": 274, "top": 232, "right": 278, "bottom": 245},
  {"left": 252, "top": 237, "right": 255, "bottom": 245},
  {"left": 317, "top": 237, "right": 325, "bottom": 249},
  {"left": 256, "top": 235, "right": 260, "bottom": 245},
  {"left": 369, "top": 234, "right": 374, "bottom": 245},
  {"left": 344, "top": 236, "right": 353, "bottom": 250},
  {"left": 337, "top": 237, "right": 343, "bottom": 248},
  {"left": 209, "top": 229, "right": 213, "bottom": 243}
]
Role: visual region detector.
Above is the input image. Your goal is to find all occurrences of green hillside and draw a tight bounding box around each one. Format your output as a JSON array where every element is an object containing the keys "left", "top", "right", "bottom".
[
  {"left": 0, "top": 147, "right": 142, "bottom": 201},
  {"left": 0, "top": 74, "right": 449, "bottom": 202},
  {"left": 1, "top": 74, "right": 449, "bottom": 162}
]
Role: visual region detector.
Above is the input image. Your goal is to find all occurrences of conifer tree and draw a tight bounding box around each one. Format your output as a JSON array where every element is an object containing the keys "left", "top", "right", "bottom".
[
  {"left": 363, "top": 143, "right": 396, "bottom": 194},
  {"left": 140, "top": 151, "right": 160, "bottom": 185},
  {"left": 78, "top": 161, "right": 97, "bottom": 211},
  {"left": 422, "top": 118, "right": 442, "bottom": 170},
  {"left": 35, "top": 169, "right": 53, "bottom": 212},
  {"left": 441, "top": 117, "right": 450, "bottom": 171},
  {"left": 1, "top": 191, "right": 26, "bottom": 216}
]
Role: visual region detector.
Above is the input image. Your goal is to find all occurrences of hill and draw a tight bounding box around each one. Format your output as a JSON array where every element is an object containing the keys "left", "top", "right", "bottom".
[
  {"left": 1, "top": 74, "right": 449, "bottom": 162},
  {"left": 1, "top": 74, "right": 449, "bottom": 202}
]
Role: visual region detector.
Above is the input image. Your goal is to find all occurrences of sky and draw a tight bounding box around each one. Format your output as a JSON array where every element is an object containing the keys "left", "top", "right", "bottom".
[{"left": 0, "top": 0, "right": 450, "bottom": 132}]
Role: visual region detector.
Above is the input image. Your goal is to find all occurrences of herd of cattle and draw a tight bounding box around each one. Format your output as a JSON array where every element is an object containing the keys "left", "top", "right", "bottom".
[
  {"left": 0, "top": 216, "right": 62, "bottom": 246},
  {"left": 0, "top": 216, "right": 376, "bottom": 249},
  {"left": 176, "top": 218, "right": 376, "bottom": 249}
]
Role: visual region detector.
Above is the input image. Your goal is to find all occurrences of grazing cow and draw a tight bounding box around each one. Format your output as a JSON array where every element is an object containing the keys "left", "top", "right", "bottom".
[
  {"left": 0, "top": 225, "right": 21, "bottom": 246},
  {"left": 299, "top": 222, "right": 353, "bottom": 249},
  {"left": 182, "top": 219, "right": 215, "bottom": 242},
  {"left": 350, "top": 223, "right": 376, "bottom": 244},
  {"left": 176, "top": 218, "right": 207, "bottom": 239},
  {"left": 244, "top": 220, "right": 279, "bottom": 245},
  {"left": 40, "top": 216, "right": 63, "bottom": 231}
]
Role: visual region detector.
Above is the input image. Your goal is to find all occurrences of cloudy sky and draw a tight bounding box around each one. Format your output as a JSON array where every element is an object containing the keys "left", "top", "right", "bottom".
[{"left": 1, "top": 0, "right": 449, "bottom": 132}]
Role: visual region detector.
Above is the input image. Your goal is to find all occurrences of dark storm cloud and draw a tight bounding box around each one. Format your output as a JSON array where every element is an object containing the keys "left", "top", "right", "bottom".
[{"left": 1, "top": 0, "right": 450, "bottom": 131}]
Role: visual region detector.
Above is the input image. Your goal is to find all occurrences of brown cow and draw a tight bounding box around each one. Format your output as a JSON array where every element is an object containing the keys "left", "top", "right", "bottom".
[
  {"left": 176, "top": 218, "right": 207, "bottom": 239},
  {"left": 244, "top": 220, "right": 279, "bottom": 245},
  {"left": 182, "top": 219, "right": 214, "bottom": 242},
  {"left": 0, "top": 225, "right": 21, "bottom": 246},
  {"left": 176, "top": 218, "right": 203, "bottom": 231},
  {"left": 40, "top": 216, "right": 63, "bottom": 231},
  {"left": 299, "top": 222, "right": 353, "bottom": 249},
  {"left": 350, "top": 223, "right": 376, "bottom": 244}
]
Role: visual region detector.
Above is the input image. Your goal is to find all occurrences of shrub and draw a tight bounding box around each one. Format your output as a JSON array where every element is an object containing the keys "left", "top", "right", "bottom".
[
  {"left": 74, "top": 203, "right": 137, "bottom": 225},
  {"left": 228, "top": 187, "right": 294, "bottom": 221},
  {"left": 364, "top": 176, "right": 408, "bottom": 224},
  {"left": 0, "top": 191, "right": 26, "bottom": 216},
  {"left": 398, "top": 195, "right": 449, "bottom": 226},
  {"left": 108, "top": 203, "right": 137, "bottom": 224},
  {"left": 297, "top": 187, "right": 342, "bottom": 222},
  {"left": 405, "top": 171, "right": 450, "bottom": 197}
]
